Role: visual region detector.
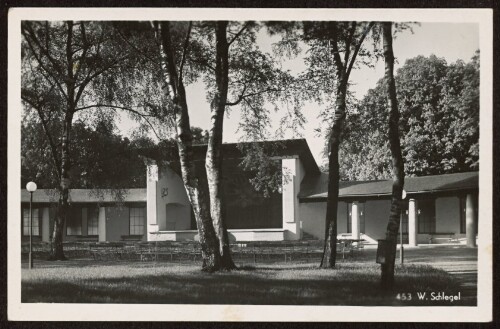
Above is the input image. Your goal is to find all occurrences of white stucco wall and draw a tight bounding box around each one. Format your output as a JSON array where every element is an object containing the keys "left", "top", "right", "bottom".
[
  {"left": 146, "top": 164, "right": 158, "bottom": 240},
  {"left": 156, "top": 166, "right": 191, "bottom": 231},
  {"left": 337, "top": 201, "right": 348, "bottom": 234},
  {"left": 435, "top": 196, "right": 460, "bottom": 234},
  {"left": 299, "top": 200, "right": 348, "bottom": 239},
  {"left": 364, "top": 199, "right": 391, "bottom": 241},
  {"left": 299, "top": 202, "right": 326, "bottom": 239},
  {"left": 41, "top": 207, "right": 51, "bottom": 242},
  {"left": 282, "top": 157, "right": 305, "bottom": 240}
]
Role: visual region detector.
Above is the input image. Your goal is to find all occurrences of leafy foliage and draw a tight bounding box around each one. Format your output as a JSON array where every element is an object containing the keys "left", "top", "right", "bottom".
[
  {"left": 340, "top": 53, "right": 480, "bottom": 180},
  {"left": 21, "top": 115, "right": 151, "bottom": 189}
]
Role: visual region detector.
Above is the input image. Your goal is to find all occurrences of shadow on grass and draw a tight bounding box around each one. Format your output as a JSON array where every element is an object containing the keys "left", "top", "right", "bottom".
[{"left": 22, "top": 263, "right": 472, "bottom": 306}]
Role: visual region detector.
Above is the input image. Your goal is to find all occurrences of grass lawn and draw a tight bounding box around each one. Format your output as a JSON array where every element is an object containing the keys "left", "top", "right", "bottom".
[{"left": 21, "top": 260, "right": 470, "bottom": 305}]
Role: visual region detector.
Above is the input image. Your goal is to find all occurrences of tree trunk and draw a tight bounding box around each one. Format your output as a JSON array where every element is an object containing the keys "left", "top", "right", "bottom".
[
  {"left": 205, "top": 21, "right": 236, "bottom": 270},
  {"left": 321, "top": 81, "right": 347, "bottom": 268},
  {"left": 175, "top": 81, "right": 222, "bottom": 272},
  {"left": 380, "top": 22, "right": 405, "bottom": 288},
  {"left": 157, "top": 21, "right": 222, "bottom": 271},
  {"left": 49, "top": 112, "right": 73, "bottom": 260}
]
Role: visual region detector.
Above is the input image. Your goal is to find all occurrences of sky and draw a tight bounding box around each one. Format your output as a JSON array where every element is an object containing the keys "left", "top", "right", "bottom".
[{"left": 116, "top": 22, "right": 479, "bottom": 166}]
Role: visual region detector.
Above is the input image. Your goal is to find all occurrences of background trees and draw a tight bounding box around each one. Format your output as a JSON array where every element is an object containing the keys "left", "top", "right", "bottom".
[
  {"left": 340, "top": 53, "right": 480, "bottom": 180},
  {"left": 21, "top": 115, "right": 151, "bottom": 189}
]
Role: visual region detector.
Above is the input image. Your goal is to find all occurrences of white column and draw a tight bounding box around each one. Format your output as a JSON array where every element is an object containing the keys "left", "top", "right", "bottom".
[
  {"left": 408, "top": 198, "right": 417, "bottom": 246},
  {"left": 465, "top": 193, "right": 477, "bottom": 247},
  {"left": 98, "top": 207, "right": 106, "bottom": 242},
  {"left": 351, "top": 201, "right": 360, "bottom": 241},
  {"left": 147, "top": 164, "right": 159, "bottom": 241}
]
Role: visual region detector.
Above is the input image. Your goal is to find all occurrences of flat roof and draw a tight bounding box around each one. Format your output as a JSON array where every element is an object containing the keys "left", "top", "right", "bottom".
[
  {"left": 299, "top": 171, "right": 479, "bottom": 201},
  {"left": 21, "top": 188, "right": 147, "bottom": 203},
  {"left": 139, "top": 138, "right": 321, "bottom": 175}
]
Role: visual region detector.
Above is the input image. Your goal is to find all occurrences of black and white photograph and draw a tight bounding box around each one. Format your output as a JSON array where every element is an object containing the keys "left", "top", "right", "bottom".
[{"left": 7, "top": 7, "right": 493, "bottom": 322}]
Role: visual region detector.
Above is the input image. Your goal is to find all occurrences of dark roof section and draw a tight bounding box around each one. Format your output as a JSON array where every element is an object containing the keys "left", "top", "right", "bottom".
[
  {"left": 299, "top": 171, "right": 479, "bottom": 201},
  {"left": 141, "top": 139, "right": 321, "bottom": 175},
  {"left": 21, "top": 188, "right": 147, "bottom": 203}
]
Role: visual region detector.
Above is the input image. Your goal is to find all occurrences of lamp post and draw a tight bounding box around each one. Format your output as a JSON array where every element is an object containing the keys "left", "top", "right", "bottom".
[{"left": 26, "top": 181, "right": 37, "bottom": 269}]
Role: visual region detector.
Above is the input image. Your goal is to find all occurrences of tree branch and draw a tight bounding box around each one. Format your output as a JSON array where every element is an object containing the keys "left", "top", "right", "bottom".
[
  {"left": 73, "top": 22, "right": 89, "bottom": 82},
  {"left": 158, "top": 21, "right": 180, "bottom": 99},
  {"left": 22, "top": 95, "right": 62, "bottom": 178},
  {"left": 74, "top": 103, "right": 163, "bottom": 140},
  {"left": 22, "top": 30, "right": 69, "bottom": 100},
  {"left": 226, "top": 86, "right": 284, "bottom": 107},
  {"left": 178, "top": 21, "right": 192, "bottom": 82},
  {"left": 330, "top": 22, "right": 344, "bottom": 73},
  {"left": 228, "top": 21, "right": 251, "bottom": 46},
  {"left": 36, "top": 107, "right": 62, "bottom": 178},
  {"left": 74, "top": 103, "right": 153, "bottom": 116},
  {"left": 346, "top": 22, "right": 375, "bottom": 78},
  {"left": 22, "top": 23, "right": 65, "bottom": 78},
  {"left": 116, "top": 26, "right": 157, "bottom": 64},
  {"left": 66, "top": 21, "right": 75, "bottom": 106},
  {"left": 344, "top": 22, "right": 356, "bottom": 66},
  {"left": 74, "top": 54, "right": 129, "bottom": 106},
  {"left": 225, "top": 82, "right": 248, "bottom": 106}
]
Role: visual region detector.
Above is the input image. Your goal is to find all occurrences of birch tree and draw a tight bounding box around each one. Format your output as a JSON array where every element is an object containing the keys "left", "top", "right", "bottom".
[
  {"left": 194, "top": 21, "right": 300, "bottom": 269},
  {"left": 300, "top": 21, "right": 376, "bottom": 268},
  {"left": 380, "top": 22, "right": 405, "bottom": 287},
  {"left": 150, "top": 21, "right": 222, "bottom": 271}
]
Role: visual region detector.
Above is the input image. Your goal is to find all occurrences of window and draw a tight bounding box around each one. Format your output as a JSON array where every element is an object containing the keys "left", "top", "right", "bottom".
[
  {"left": 66, "top": 208, "right": 82, "bottom": 236},
  {"left": 87, "top": 207, "right": 99, "bottom": 236},
  {"left": 22, "top": 208, "right": 40, "bottom": 236},
  {"left": 129, "top": 207, "right": 145, "bottom": 235},
  {"left": 347, "top": 202, "right": 365, "bottom": 234}
]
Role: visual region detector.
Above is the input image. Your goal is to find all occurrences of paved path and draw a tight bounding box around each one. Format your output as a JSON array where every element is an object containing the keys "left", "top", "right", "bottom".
[
  {"left": 404, "top": 249, "right": 478, "bottom": 305},
  {"left": 422, "top": 261, "right": 477, "bottom": 305},
  {"left": 356, "top": 245, "right": 478, "bottom": 305}
]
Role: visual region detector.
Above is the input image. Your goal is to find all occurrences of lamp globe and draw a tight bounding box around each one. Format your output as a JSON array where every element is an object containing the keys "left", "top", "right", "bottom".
[{"left": 26, "top": 181, "right": 37, "bottom": 192}]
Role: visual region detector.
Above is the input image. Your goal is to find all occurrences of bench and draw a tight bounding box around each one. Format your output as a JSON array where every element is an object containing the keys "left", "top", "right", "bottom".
[
  {"left": 76, "top": 236, "right": 98, "bottom": 242},
  {"left": 89, "top": 242, "right": 126, "bottom": 260},
  {"left": 427, "top": 232, "right": 457, "bottom": 244},
  {"left": 121, "top": 235, "right": 143, "bottom": 242}
]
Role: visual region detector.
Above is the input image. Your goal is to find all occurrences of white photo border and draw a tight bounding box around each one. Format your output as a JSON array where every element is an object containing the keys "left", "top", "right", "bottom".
[{"left": 7, "top": 7, "right": 493, "bottom": 322}]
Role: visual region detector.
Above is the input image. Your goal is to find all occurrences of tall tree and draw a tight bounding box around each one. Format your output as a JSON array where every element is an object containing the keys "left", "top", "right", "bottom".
[
  {"left": 21, "top": 21, "right": 154, "bottom": 259},
  {"left": 301, "top": 22, "right": 376, "bottom": 268},
  {"left": 200, "top": 21, "right": 299, "bottom": 269},
  {"left": 150, "top": 21, "right": 222, "bottom": 271},
  {"left": 204, "top": 21, "right": 235, "bottom": 269},
  {"left": 380, "top": 22, "right": 405, "bottom": 288}
]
